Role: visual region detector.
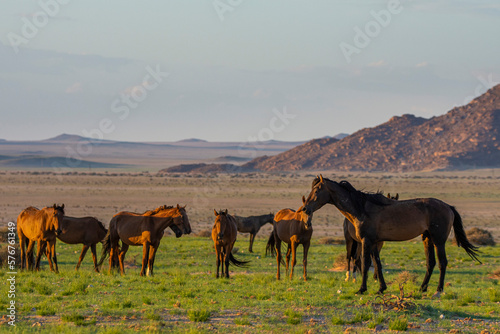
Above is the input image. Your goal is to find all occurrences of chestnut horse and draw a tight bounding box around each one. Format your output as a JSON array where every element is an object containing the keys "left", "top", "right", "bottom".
[
  {"left": 212, "top": 209, "right": 249, "bottom": 278},
  {"left": 266, "top": 197, "right": 313, "bottom": 280},
  {"left": 303, "top": 175, "right": 480, "bottom": 295},
  {"left": 234, "top": 213, "right": 274, "bottom": 253},
  {"left": 17, "top": 204, "right": 65, "bottom": 272},
  {"left": 344, "top": 193, "right": 398, "bottom": 282},
  {"left": 98, "top": 204, "right": 191, "bottom": 276},
  {"left": 52, "top": 216, "right": 107, "bottom": 272}
]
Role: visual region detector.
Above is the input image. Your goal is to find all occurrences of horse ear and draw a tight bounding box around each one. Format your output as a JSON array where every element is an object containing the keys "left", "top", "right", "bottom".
[
  {"left": 183, "top": 205, "right": 187, "bottom": 209},
  {"left": 320, "top": 174, "right": 324, "bottom": 183},
  {"left": 395, "top": 193, "right": 399, "bottom": 200},
  {"left": 387, "top": 193, "right": 391, "bottom": 199},
  {"left": 53, "top": 204, "right": 56, "bottom": 209},
  {"left": 302, "top": 195, "right": 306, "bottom": 204},
  {"left": 214, "top": 209, "right": 218, "bottom": 216},
  {"left": 61, "top": 204, "right": 64, "bottom": 209},
  {"left": 224, "top": 209, "right": 228, "bottom": 215},
  {"left": 177, "top": 204, "right": 180, "bottom": 209}
]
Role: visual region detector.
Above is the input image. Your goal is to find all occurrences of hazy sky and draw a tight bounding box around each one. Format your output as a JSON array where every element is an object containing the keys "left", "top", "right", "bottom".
[{"left": 0, "top": 0, "right": 499, "bottom": 142}]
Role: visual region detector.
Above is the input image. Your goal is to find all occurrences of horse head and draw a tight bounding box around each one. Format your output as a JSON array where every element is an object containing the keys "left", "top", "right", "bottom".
[
  {"left": 177, "top": 204, "right": 192, "bottom": 235},
  {"left": 213, "top": 209, "right": 228, "bottom": 240},
  {"left": 52, "top": 203, "right": 65, "bottom": 235},
  {"left": 303, "top": 174, "right": 332, "bottom": 214}
]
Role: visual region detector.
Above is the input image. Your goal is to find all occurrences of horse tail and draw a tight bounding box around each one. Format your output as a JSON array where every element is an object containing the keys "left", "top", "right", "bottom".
[
  {"left": 266, "top": 231, "right": 276, "bottom": 257},
  {"left": 450, "top": 206, "right": 481, "bottom": 263},
  {"left": 228, "top": 252, "right": 249, "bottom": 267},
  {"left": 97, "top": 230, "right": 111, "bottom": 267}
]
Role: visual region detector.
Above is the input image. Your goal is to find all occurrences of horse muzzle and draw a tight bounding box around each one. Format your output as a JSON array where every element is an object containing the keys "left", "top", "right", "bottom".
[
  {"left": 174, "top": 230, "right": 183, "bottom": 238},
  {"left": 55, "top": 229, "right": 62, "bottom": 236}
]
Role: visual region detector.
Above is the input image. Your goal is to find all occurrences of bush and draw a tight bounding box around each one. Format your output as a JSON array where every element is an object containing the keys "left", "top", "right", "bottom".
[
  {"left": 389, "top": 317, "right": 408, "bottom": 331},
  {"left": 465, "top": 228, "right": 495, "bottom": 246},
  {"left": 284, "top": 309, "right": 302, "bottom": 325},
  {"left": 188, "top": 309, "right": 211, "bottom": 322},
  {"left": 318, "top": 237, "right": 345, "bottom": 245},
  {"left": 195, "top": 229, "right": 212, "bottom": 238}
]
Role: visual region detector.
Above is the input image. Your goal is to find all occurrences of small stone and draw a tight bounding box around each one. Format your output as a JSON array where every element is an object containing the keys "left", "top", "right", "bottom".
[{"left": 440, "top": 314, "right": 445, "bottom": 319}]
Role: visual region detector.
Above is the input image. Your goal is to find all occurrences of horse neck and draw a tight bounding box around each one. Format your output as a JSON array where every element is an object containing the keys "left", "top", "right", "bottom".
[
  {"left": 151, "top": 215, "right": 175, "bottom": 231},
  {"left": 325, "top": 181, "right": 364, "bottom": 220},
  {"left": 258, "top": 215, "right": 273, "bottom": 227}
]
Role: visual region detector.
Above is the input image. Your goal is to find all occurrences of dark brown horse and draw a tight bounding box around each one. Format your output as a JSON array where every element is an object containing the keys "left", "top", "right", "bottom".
[
  {"left": 266, "top": 197, "right": 313, "bottom": 280},
  {"left": 98, "top": 204, "right": 191, "bottom": 276},
  {"left": 344, "top": 193, "right": 398, "bottom": 282},
  {"left": 212, "top": 209, "right": 249, "bottom": 278},
  {"left": 52, "top": 216, "right": 107, "bottom": 272},
  {"left": 303, "top": 175, "right": 480, "bottom": 295},
  {"left": 234, "top": 213, "right": 274, "bottom": 253},
  {"left": 17, "top": 204, "right": 65, "bottom": 272}
]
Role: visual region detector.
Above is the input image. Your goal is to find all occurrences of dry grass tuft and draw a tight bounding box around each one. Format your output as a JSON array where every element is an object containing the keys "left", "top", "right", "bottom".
[
  {"left": 396, "top": 271, "right": 418, "bottom": 284},
  {"left": 333, "top": 253, "right": 348, "bottom": 271},
  {"left": 466, "top": 228, "right": 495, "bottom": 246},
  {"left": 195, "top": 229, "right": 212, "bottom": 238},
  {"left": 318, "top": 237, "right": 345, "bottom": 245}
]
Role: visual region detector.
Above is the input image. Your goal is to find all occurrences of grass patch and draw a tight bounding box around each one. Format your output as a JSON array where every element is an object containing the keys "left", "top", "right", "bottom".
[
  {"left": 188, "top": 309, "right": 211, "bottom": 322},
  {"left": 284, "top": 309, "right": 302, "bottom": 325},
  {"left": 389, "top": 317, "right": 408, "bottom": 331}
]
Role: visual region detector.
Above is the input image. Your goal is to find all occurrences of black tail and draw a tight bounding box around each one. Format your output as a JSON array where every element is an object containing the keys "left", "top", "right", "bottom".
[
  {"left": 266, "top": 231, "right": 276, "bottom": 257},
  {"left": 97, "top": 230, "right": 111, "bottom": 267},
  {"left": 229, "top": 252, "right": 249, "bottom": 267},
  {"left": 450, "top": 206, "right": 481, "bottom": 263}
]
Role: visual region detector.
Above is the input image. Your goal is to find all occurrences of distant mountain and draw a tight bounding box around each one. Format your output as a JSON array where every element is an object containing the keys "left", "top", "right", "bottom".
[
  {"left": 176, "top": 138, "right": 208, "bottom": 143},
  {"left": 0, "top": 155, "right": 127, "bottom": 169},
  {"left": 245, "top": 85, "right": 500, "bottom": 172},
  {"left": 158, "top": 163, "right": 253, "bottom": 174}
]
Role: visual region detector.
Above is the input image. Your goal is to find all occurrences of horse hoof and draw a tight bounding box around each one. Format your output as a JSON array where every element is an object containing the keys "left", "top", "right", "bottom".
[
  {"left": 355, "top": 288, "right": 366, "bottom": 295},
  {"left": 432, "top": 291, "right": 441, "bottom": 299}
]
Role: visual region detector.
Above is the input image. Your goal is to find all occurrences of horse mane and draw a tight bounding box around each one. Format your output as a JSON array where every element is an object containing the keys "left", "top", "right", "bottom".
[
  {"left": 337, "top": 180, "right": 389, "bottom": 215},
  {"left": 95, "top": 219, "right": 107, "bottom": 232},
  {"left": 143, "top": 205, "right": 174, "bottom": 215}
]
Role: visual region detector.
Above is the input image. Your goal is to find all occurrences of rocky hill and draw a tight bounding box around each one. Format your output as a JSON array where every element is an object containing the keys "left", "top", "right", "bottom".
[{"left": 244, "top": 85, "right": 500, "bottom": 172}]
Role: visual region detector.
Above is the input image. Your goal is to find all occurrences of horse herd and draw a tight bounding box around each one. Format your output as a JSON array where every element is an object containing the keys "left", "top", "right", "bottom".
[{"left": 15, "top": 175, "right": 481, "bottom": 295}]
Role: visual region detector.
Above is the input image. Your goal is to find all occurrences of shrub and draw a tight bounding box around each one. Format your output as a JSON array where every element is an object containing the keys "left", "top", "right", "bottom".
[
  {"left": 195, "top": 229, "right": 212, "bottom": 238},
  {"left": 318, "top": 237, "right": 345, "bottom": 245},
  {"left": 465, "top": 228, "right": 495, "bottom": 246},
  {"left": 389, "top": 317, "right": 408, "bottom": 331},
  {"left": 188, "top": 309, "right": 211, "bottom": 322}
]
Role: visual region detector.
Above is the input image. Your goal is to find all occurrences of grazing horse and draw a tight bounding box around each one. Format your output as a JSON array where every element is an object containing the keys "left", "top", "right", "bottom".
[
  {"left": 98, "top": 204, "right": 191, "bottom": 276},
  {"left": 51, "top": 216, "right": 107, "bottom": 272},
  {"left": 234, "top": 213, "right": 274, "bottom": 252},
  {"left": 303, "top": 175, "right": 480, "bottom": 295},
  {"left": 344, "top": 193, "right": 399, "bottom": 282},
  {"left": 17, "top": 204, "right": 65, "bottom": 272},
  {"left": 212, "top": 209, "right": 249, "bottom": 278},
  {"left": 266, "top": 197, "right": 313, "bottom": 281}
]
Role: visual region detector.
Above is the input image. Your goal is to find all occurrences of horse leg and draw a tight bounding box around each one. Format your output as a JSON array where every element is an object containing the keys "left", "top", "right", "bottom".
[
  {"left": 420, "top": 233, "right": 436, "bottom": 292},
  {"left": 26, "top": 240, "right": 36, "bottom": 270},
  {"left": 215, "top": 246, "right": 221, "bottom": 278},
  {"left": 49, "top": 241, "right": 59, "bottom": 273},
  {"left": 147, "top": 244, "right": 158, "bottom": 277},
  {"left": 140, "top": 242, "right": 150, "bottom": 276},
  {"left": 90, "top": 244, "right": 99, "bottom": 272},
  {"left": 290, "top": 240, "right": 298, "bottom": 280},
  {"left": 34, "top": 241, "right": 45, "bottom": 271},
  {"left": 285, "top": 244, "right": 292, "bottom": 276},
  {"left": 371, "top": 247, "right": 386, "bottom": 294},
  {"left": 249, "top": 233, "right": 255, "bottom": 253},
  {"left": 109, "top": 246, "right": 115, "bottom": 274},
  {"left": 303, "top": 241, "right": 310, "bottom": 281},
  {"left": 356, "top": 239, "right": 372, "bottom": 294},
  {"left": 19, "top": 234, "right": 26, "bottom": 270},
  {"left": 118, "top": 243, "right": 129, "bottom": 275},
  {"left": 76, "top": 245, "right": 90, "bottom": 271},
  {"left": 434, "top": 243, "right": 448, "bottom": 294},
  {"left": 44, "top": 243, "right": 54, "bottom": 272},
  {"left": 345, "top": 238, "right": 354, "bottom": 282},
  {"left": 275, "top": 238, "right": 282, "bottom": 280}
]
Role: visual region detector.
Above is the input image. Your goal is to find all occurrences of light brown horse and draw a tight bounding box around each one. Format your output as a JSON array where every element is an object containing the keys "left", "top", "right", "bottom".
[
  {"left": 98, "top": 204, "right": 191, "bottom": 276},
  {"left": 303, "top": 175, "right": 480, "bottom": 295},
  {"left": 234, "top": 213, "right": 274, "bottom": 253},
  {"left": 344, "top": 193, "right": 398, "bottom": 282},
  {"left": 212, "top": 209, "right": 249, "bottom": 278},
  {"left": 51, "top": 216, "right": 107, "bottom": 272},
  {"left": 266, "top": 197, "right": 313, "bottom": 280},
  {"left": 17, "top": 204, "right": 65, "bottom": 272}
]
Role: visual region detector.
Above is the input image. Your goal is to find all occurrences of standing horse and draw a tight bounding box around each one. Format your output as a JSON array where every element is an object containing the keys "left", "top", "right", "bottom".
[
  {"left": 17, "top": 204, "right": 65, "bottom": 272},
  {"left": 52, "top": 216, "right": 107, "bottom": 272},
  {"left": 234, "top": 213, "right": 274, "bottom": 253},
  {"left": 303, "top": 175, "right": 480, "bottom": 295},
  {"left": 98, "top": 204, "right": 191, "bottom": 276},
  {"left": 344, "top": 193, "right": 398, "bottom": 282},
  {"left": 266, "top": 197, "right": 313, "bottom": 281},
  {"left": 212, "top": 209, "right": 249, "bottom": 278}
]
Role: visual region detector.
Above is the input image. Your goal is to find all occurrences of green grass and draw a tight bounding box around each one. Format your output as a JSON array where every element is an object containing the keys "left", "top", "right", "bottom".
[{"left": 1, "top": 237, "right": 499, "bottom": 333}]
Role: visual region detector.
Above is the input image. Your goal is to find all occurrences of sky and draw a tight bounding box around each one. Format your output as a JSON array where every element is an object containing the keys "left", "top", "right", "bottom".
[{"left": 0, "top": 0, "right": 499, "bottom": 142}]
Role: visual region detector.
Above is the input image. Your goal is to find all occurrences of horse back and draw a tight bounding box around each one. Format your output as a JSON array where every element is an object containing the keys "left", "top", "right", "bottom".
[
  {"left": 58, "top": 216, "right": 106, "bottom": 245},
  {"left": 373, "top": 198, "right": 453, "bottom": 241},
  {"left": 17, "top": 207, "right": 49, "bottom": 241},
  {"left": 273, "top": 209, "right": 312, "bottom": 244}
]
